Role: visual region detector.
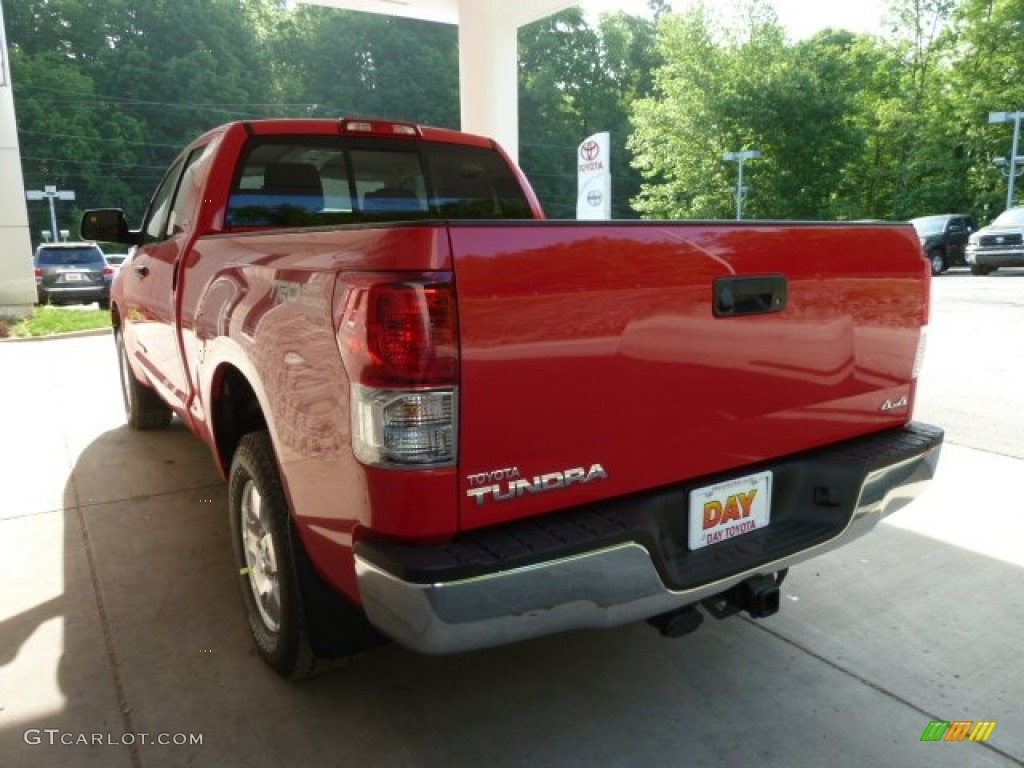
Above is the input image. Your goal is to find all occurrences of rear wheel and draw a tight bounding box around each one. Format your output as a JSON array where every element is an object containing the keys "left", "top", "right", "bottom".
[
  {"left": 229, "top": 431, "right": 384, "bottom": 679},
  {"left": 98, "top": 299, "right": 110, "bottom": 310},
  {"left": 116, "top": 329, "right": 172, "bottom": 429},
  {"left": 929, "top": 250, "right": 946, "bottom": 275},
  {"left": 230, "top": 432, "right": 308, "bottom": 677}
]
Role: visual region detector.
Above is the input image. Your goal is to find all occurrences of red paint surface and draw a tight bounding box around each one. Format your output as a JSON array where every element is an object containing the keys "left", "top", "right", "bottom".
[
  {"left": 111, "top": 119, "right": 929, "bottom": 605},
  {"left": 449, "top": 222, "right": 928, "bottom": 532}
]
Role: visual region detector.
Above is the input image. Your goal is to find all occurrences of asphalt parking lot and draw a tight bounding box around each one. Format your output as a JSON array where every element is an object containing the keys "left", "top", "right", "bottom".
[{"left": 1, "top": 270, "right": 1022, "bottom": 768}]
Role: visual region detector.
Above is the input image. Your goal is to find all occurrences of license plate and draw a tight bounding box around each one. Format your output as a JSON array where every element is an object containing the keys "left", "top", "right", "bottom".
[
  {"left": 63, "top": 272, "right": 84, "bottom": 282},
  {"left": 688, "top": 470, "right": 772, "bottom": 551}
]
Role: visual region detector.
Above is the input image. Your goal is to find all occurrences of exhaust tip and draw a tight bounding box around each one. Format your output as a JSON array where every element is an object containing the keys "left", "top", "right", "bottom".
[{"left": 648, "top": 605, "right": 704, "bottom": 638}]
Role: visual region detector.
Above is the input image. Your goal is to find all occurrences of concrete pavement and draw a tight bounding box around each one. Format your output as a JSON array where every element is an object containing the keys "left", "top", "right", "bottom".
[{"left": 1, "top": 298, "right": 1022, "bottom": 767}]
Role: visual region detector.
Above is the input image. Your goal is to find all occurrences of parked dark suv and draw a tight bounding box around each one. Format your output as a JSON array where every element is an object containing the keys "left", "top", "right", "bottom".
[
  {"left": 909, "top": 214, "right": 976, "bottom": 275},
  {"left": 34, "top": 242, "right": 113, "bottom": 309}
]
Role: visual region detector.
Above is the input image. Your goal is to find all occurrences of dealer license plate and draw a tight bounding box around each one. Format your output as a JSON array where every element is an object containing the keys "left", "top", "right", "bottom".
[{"left": 688, "top": 470, "right": 772, "bottom": 551}]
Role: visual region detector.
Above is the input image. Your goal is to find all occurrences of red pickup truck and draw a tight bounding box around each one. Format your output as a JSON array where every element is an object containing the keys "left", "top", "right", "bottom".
[{"left": 82, "top": 118, "right": 943, "bottom": 679}]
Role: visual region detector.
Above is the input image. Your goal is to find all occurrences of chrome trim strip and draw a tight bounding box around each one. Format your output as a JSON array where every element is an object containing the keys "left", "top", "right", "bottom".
[{"left": 355, "top": 440, "right": 941, "bottom": 655}]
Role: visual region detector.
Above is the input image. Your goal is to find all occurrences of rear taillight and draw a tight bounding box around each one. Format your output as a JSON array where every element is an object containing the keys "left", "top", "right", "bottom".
[
  {"left": 337, "top": 275, "right": 458, "bottom": 467},
  {"left": 34, "top": 268, "right": 42, "bottom": 278},
  {"left": 365, "top": 283, "right": 456, "bottom": 387},
  {"left": 103, "top": 267, "right": 115, "bottom": 276},
  {"left": 914, "top": 255, "right": 931, "bottom": 380},
  {"left": 912, "top": 326, "right": 928, "bottom": 379},
  {"left": 352, "top": 387, "right": 456, "bottom": 466}
]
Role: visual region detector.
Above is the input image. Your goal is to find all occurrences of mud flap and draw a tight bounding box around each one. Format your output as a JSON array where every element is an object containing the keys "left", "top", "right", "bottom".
[{"left": 290, "top": 521, "right": 388, "bottom": 658}]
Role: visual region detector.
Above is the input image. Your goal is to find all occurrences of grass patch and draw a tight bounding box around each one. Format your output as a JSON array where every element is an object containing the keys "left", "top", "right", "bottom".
[{"left": 5, "top": 306, "right": 112, "bottom": 338}]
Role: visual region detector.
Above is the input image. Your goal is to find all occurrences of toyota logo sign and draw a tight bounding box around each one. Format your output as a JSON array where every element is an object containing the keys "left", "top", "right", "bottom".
[{"left": 580, "top": 140, "right": 600, "bottom": 162}]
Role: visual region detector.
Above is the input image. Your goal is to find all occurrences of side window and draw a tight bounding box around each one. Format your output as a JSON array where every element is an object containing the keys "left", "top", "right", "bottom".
[
  {"left": 167, "top": 147, "right": 210, "bottom": 237},
  {"left": 142, "top": 157, "right": 186, "bottom": 244},
  {"left": 141, "top": 148, "right": 206, "bottom": 243},
  {"left": 947, "top": 219, "right": 964, "bottom": 234}
]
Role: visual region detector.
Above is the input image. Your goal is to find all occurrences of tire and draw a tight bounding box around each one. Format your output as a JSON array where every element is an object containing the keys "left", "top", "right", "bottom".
[
  {"left": 929, "top": 250, "right": 946, "bottom": 276},
  {"left": 98, "top": 299, "right": 111, "bottom": 310},
  {"left": 115, "top": 329, "right": 172, "bottom": 429},
  {"left": 970, "top": 264, "right": 995, "bottom": 276},
  {"left": 228, "top": 431, "right": 384, "bottom": 679}
]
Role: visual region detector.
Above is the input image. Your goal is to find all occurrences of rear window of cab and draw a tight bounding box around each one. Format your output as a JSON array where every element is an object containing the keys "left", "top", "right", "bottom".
[
  {"left": 226, "top": 137, "right": 532, "bottom": 228},
  {"left": 35, "top": 246, "right": 106, "bottom": 266}
]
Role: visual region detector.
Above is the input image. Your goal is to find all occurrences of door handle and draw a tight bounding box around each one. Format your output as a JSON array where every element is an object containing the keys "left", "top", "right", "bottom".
[
  {"left": 134, "top": 263, "right": 149, "bottom": 278},
  {"left": 714, "top": 275, "right": 787, "bottom": 317}
]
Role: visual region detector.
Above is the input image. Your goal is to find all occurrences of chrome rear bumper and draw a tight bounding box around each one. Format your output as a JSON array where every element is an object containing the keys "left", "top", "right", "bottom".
[{"left": 355, "top": 424, "right": 942, "bottom": 654}]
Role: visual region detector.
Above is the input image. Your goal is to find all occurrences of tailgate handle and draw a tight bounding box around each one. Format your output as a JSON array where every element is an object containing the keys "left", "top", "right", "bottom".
[{"left": 714, "top": 275, "right": 787, "bottom": 317}]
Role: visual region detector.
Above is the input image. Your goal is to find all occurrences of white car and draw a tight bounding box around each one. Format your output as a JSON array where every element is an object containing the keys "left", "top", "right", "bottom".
[
  {"left": 965, "top": 206, "right": 1024, "bottom": 275},
  {"left": 104, "top": 253, "right": 130, "bottom": 270}
]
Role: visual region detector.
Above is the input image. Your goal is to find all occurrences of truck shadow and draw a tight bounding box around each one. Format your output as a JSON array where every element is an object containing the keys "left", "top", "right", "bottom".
[{"left": 2, "top": 421, "right": 1022, "bottom": 767}]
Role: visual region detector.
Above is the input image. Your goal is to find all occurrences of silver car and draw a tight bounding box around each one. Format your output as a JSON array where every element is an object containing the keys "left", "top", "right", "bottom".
[{"left": 965, "top": 206, "right": 1024, "bottom": 275}]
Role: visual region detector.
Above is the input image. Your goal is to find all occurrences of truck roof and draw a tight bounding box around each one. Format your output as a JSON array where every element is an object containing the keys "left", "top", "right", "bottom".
[{"left": 204, "top": 118, "right": 497, "bottom": 150}]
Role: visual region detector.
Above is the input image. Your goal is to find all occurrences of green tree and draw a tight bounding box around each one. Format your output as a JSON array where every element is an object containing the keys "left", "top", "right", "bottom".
[
  {"left": 10, "top": 49, "right": 150, "bottom": 237},
  {"left": 8, "top": 0, "right": 287, "bottom": 228},
  {"left": 629, "top": 5, "right": 729, "bottom": 218},
  {"left": 8, "top": 0, "right": 663, "bottom": 227},
  {"left": 276, "top": 6, "right": 459, "bottom": 127},
  {"left": 629, "top": 0, "right": 966, "bottom": 221},
  {"left": 519, "top": 9, "right": 603, "bottom": 217},
  {"left": 798, "top": 30, "right": 902, "bottom": 219},
  {"left": 946, "top": 0, "right": 1024, "bottom": 218},
  {"left": 519, "top": 8, "right": 660, "bottom": 218},
  {"left": 871, "top": 0, "right": 963, "bottom": 218},
  {"left": 629, "top": 1, "right": 861, "bottom": 219}
]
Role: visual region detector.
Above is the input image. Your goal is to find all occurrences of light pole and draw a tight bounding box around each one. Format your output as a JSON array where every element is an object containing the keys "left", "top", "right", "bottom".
[
  {"left": 723, "top": 149, "right": 761, "bottom": 220},
  {"left": 989, "top": 111, "right": 1024, "bottom": 209},
  {"left": 992, "top": 156, "right": 1024, "bottom": 185},
  {"left": 25, "top": 184, "right": 75, "bottom": 240}
]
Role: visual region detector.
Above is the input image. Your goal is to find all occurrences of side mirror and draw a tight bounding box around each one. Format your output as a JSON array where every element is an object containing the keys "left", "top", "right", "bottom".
[{"left": 80, "top": 209, "right": 141, "bottom": 245}]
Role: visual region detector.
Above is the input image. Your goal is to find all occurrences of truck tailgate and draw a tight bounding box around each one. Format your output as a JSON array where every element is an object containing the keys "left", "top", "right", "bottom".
[{"left": 450, "top": 221, "right": 928, "bottom": 531}]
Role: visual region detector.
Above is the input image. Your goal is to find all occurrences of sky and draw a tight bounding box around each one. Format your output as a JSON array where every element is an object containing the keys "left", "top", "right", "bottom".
[{"left": 583, "top": 0, "right": 889, "bottom": 40}]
